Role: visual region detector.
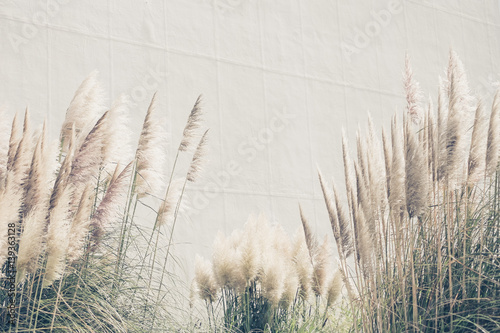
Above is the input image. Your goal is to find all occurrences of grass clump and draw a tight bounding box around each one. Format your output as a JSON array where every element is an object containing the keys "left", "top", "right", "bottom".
[
  {"left": 318, "top": 52, "right": 500, "bottom": 332},
  {"left": 0, "top": 72, "right": 208, "bottom": 332},
  {"left": 191, "top": 214, "right": 345, "bottom": 332}
]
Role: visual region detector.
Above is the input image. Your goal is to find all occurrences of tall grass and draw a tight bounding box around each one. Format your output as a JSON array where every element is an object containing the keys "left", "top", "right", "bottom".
[
  {"left": 191, "top": 214, "right": 345, "bottom": 332},
  {"left": 0, "top": 73, "right": 208, "bottom": 332},
  {"left": 319, "top": 52, "right": 500, "bottom": 332}
]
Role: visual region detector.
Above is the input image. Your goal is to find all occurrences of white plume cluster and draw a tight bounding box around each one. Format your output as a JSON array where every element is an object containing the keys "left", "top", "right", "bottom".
[{"left": 192, "top": 214, "right": 342, "bottom": 310}]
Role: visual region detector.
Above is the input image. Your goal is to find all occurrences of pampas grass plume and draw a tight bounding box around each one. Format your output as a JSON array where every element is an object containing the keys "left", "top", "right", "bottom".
[
  {"left": 60, "top": 71, "right": 105, "bottom": 152},
  {"left": 194, "top": 255, "right": 218, "bottom": 303},
  {"left": 135, "top": 93, "right": 166, "bottom": 197},
  {"left": 89, "top": 162, "right": 133, "bottom": 249},
  {"left": 468, "top": 100, "right": 488, "bottom": 183},
  {"left": 326, "top": 269, "right": 343, "bottom": 307},
  {"left": 67, "top": 184, "right": 95, "bottom": 263},
  {"left": 179, "top": 95, "right": 203, "bottom": 152},
  {"left": 44, "top": 184, "right": 73, "bottom": 287},
  {"left": 187, "top": 129, "right": 209, "bottom": 183}
]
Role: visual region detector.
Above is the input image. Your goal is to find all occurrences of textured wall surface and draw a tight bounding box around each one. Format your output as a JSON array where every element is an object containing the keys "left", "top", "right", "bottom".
[{"left": 1, "top": 0, "right": 499, "bottom": 278}]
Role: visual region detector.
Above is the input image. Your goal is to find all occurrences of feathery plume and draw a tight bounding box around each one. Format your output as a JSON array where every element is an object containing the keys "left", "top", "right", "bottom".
[
  {"left": 351, "top": 195, "right": 372, "bottom": 278},
  {"left": 67, "top": 184, "right": 95, "bottom": 263},
  {"left": 291, "top": 229, "right": 313, "bottom": 299},
  {"left": 486, "top": 90, "right": 500, "bottom": 176},
  {"left": 389, "top": 116, "right": 406, "bottom": 214},
  {"left": 332, "top": 181, "right": 354, "bottom": 258},
  {"left": 68, "top": 111, "right": 109, "bottom": 196},
  {"left": 437, "top": 77, "right": 449, "bottom": 182},
  {"left": 280, "top": 263, "right": 299, "bottom": 307},
  {"left": 44, "top": 184, "right": 73, "bottom": 287},
  {"left": 11, "top": 109, "right": 34, "bottom": 189},
  {"left": 17, "top": 208, "right": 46, "bottom": 279},
  {"left": 367, "top": 114, "right": 387, "bottom": 211},
  {"left": 443, "top": 72, "right": 467, "bottom": 185},
  {"left": 6, "top": 112, "right": 21, "bottom": 176},
  {"left": 60, "top": 71, "right": 105, "bottom": 152},
  {"left": 354, "top": 161, "right": 373, "bottom": 234},
  {"left": 179, "top": 95, "right": 203, "bottom": 152},
  {"left": 49, "top": 125, "right": 75, "bottom": 212},
  {"left": 6, "top": 113, "right": 22, "bottom": 173},
  {"left": 404, "top": 54, "right": 423, "bottom": 125},
  {"left": 299, "top": 204, "right": 318, "bottom": 260},
  {"left": 23, "top": 123, "right": 52, "bottom": 215},
  {"left": 89, "top": 162, "right": 133, "bottom": 249},
  {"left": 404, "top": 120, "right": 429, "bottom": 218},
  {"left": 187, "top": 129, "right": 209, "bottom": 183},
  {"left": 212, "top": 232, "right": 244, "bottom": 291},
  {"left": 0, "top": 186, "right": 23, "bottom": 268},
  {"left": 135, "top": 93, "right": 167, "bottom": 197},
  {"left": 261, "top": 247, "right": 285, "bottom": 307},
  {"left": 194, "top": 255, "right": 218, "bottom": 303},
  {"left": 311, "top": 236, "right": 331, "bottom": 297},
  {"left": 441, "top": 51, "right": 473, "bottom": 185},
  {"left": 427, "top": 100, "right": 438, "bottom": 183},
  {"left": 239, "top": 217, "right": 261, "bottom": 284},
  {"left": 318, "top": 170, "right": 340, "bottom": 242},
  {"left": 342, "top": 129, "right": 356, "bottom": 212},
  {"left": 326, "top": 269, "right": 343, "bottom": 307},
  {"left": 467, "top": 100, "right": 488, "bottom": 183}
]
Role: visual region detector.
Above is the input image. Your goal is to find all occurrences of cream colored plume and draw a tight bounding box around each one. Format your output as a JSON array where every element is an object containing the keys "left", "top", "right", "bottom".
[
  {"left": 404, "top": 120, "right": 428, "bottom": 218},
  {"left": 291, "top": 229, "right": 313, "bottom": 299},
  {"left": 467, "top": 101, "right": 488, "bottom": 183},
  {"left": 186, "top": 129, "right": 209, "bottom": 183},
  {"left": 17, "top": 208, "right": 46, "bottom": 280},
  {"left": 0, "top": 184, "right": 23, "bottom": 268},
  {"left": 179, "top": 95, "right": 203, "bottom": 152},
  {"left": 239, "top": 218, "right": 261, "bottom": 284},
  {"left": 261, "top": 247, "right": 285, "bottom": 307},
  {"left": 389, "top": 116, "right": 405, "bottom": 214},
  {"left": 60, "top": 71, "right": 106, "bottom": 152},
  {"left": 10, "top": 109, "right": 34, "bottom": 190},
  {"left": 23, "top": 123, "right": 54, "bottom": 216},
  {"left": 404, "top": 54, "right": 423, "bottom": 125},
  {"left": 44, "top": 184, "right": 73, "bottom": 287},
  {"left": 442, "top": 51, "right": 473, "bottom": 186},
  {"left": 6, "top": 112, "right": 21, "bottom": 177},
  {"left": 326, "top": 269, "right": 343, "bottom": 307},
  {"left": 194, "top": 255, "right": 218, "bottom": 303},
  {"left": 68, "top": 111, "right": 109, "bottom": 196},
  {"left": 67, "top": 184, "right": 95, "bottom": 263},
  {"left": 311, "top": 236, "right": 332, "bottom": 298},
  {"left": 89, "top": 162, "right": 133, "bottom": 249},
  {"left": 212, "top": 231, "right": 245, "bottom": 291},
  {"left": 135, "top": 93, "right": 167, "bottom": 198}
]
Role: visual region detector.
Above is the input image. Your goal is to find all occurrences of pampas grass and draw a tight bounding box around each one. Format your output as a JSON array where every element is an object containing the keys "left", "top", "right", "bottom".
[
  {"left": 192, "top": 215, "right": 343, "bottom": 332},
  {"left": 0, "top": 74, "right": 208, "bottom": 332},
  {"left": 318, "top": 52, "right": 500, "bottom": 332}
]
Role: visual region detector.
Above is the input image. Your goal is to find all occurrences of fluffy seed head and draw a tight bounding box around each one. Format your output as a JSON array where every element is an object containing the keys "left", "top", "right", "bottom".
[
  {"left": 194, "top": 255, "right": 218, "bottom": 303},
  {"left": 179, "top": 95, "right": 203, "bottom": 152}
]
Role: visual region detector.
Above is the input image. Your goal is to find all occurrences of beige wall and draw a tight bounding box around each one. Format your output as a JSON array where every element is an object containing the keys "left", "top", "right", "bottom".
[{"left": 1, "top": 0, "right": 499, "bottom": 277}]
